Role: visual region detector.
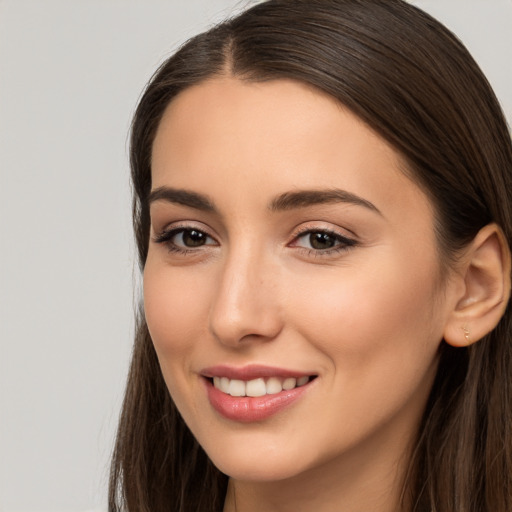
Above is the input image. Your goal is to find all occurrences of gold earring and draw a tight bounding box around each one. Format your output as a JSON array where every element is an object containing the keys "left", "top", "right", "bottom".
[{"left": 462, "top": 325, "right": 471, "bottom": 344}]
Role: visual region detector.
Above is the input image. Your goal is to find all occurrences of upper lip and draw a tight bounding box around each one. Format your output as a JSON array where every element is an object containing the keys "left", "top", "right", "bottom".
[{"left": 200, "top": 364, "right": 314, "bottom": 381}]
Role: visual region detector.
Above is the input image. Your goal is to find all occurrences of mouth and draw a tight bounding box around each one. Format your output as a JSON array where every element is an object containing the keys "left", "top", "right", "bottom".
[
  {"left": 201, "top": 366, "right": 317, "bottom": 422},
  {"left": 209, "top": 375, "right": 314, "bottom": 397}
]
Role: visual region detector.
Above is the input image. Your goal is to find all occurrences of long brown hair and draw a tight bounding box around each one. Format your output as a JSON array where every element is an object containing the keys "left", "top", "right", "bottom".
[{"left": 109, "top": 1, "right": 512, "bottom": 510}]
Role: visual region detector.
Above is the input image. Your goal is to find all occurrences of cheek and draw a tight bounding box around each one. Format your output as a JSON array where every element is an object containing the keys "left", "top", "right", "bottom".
[
  {"left": 288, "top": 250, "right": 443, "bottom": 378},
  {"left": 283, "top": 257, "right": 443, "bottom": 448},
  {"left": 143, "top": 260, "right": 209, "bottom": 365},
  {"left": 143, "top": 259, "right": 217, "bottom": 423}
]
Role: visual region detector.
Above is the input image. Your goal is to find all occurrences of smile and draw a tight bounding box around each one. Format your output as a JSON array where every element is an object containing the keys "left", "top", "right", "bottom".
[
  {"left": 212, "top": 376, "right": 311, "bottom": 397},
  {"left": 202, "top": 366, "right": 317, "bottom": 422}
]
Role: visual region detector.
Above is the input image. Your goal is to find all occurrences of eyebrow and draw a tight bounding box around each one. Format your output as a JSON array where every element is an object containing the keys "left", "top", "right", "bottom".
[
  {"left": 148, "top": 186, "right": 381, "bottom": 216},
  {"left": 270, "top": 189, "right": 382, "bottom": 215},
  {"left": 148, "top": 187, "right": 216, "bottom": 212}
]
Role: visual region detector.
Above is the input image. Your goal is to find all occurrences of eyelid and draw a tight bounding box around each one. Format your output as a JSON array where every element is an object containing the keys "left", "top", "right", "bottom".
[
  {"left": 153, "top": 220, "right": 217, "bottom": 240},
  {"left": 155, "top": 227, "right": 217, "bottom": 244},
  {"left": 152, "top": 222, "right": 219, "bottom": 254},
  {"left": 288, "top": 224, "right": 358, "bottom": 256},
  {"left": 290, "top": 221, "right": 357, "bottom": 242}
]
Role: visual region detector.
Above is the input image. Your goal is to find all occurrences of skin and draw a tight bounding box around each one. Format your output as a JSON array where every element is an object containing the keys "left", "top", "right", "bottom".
[{"left": 144, "top": 77, "right": 464, "bottom": 512}]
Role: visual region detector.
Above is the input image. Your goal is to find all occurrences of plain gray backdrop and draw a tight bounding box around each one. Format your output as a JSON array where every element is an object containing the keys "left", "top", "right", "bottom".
[{"left": 0, "top": 1, "right": 511, "bottom": 510}]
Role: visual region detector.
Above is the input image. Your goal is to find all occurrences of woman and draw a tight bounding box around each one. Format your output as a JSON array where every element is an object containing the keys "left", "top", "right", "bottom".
[{"left": 109, "top": 1, "right": 512, "bottom": 511}]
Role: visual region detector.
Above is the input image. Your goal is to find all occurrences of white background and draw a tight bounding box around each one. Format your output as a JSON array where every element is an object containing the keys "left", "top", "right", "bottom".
[{"left": 0, "top": 1, "right": 510, "bottom": 511}]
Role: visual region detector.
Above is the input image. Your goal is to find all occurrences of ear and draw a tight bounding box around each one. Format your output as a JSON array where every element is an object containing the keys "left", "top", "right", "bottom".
[{"left": 443, "top": 223, "right": 511, "bottom": 347}]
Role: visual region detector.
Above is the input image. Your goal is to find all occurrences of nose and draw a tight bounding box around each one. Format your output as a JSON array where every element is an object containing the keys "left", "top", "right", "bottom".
[{"left": 208, "top": 248, "right": 283, "bottom": 348}]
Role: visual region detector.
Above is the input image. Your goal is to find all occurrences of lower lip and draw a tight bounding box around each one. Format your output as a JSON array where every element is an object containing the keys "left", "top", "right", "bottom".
[{"left": 204, "top": 379, "right": 313, "bottom": 423}]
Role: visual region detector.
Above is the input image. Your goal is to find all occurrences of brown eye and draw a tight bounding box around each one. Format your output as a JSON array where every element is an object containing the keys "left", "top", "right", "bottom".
[
  {"left": 309, "top": 232, "right": 337, "bottom": 250},
  {"left": 292, "top": 229, "right": 356, "bottom": 254},
  {"left": 153, "top": 227, "right": 217, "bottom": 252},
  {"left": 178, "top": 229, "right": 208, "bottom": 247}
]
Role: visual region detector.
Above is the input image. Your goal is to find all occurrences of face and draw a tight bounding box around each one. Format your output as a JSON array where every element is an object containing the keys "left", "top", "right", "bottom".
[{"left": 144, "top": 77, "right": 457, "bottom": 483}]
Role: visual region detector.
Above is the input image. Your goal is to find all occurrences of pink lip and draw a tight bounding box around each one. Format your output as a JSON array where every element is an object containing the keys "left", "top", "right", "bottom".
[
  {"left": 201, "top": 365, "right": 316, "bottom": 423},
  {"left": 201, "top": 364, "right": 312, "bottom": 380}
]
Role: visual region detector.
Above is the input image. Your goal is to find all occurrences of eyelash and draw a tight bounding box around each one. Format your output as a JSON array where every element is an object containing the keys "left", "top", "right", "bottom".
[
  {"left": 153, "top": 226, "right": 217, "bottom": 255},
  {"left": 290, "top": 227, "right": 357, "bottom": 257},
  {"left": 152, "top": 225, "right": 357, "bottom": 257}
]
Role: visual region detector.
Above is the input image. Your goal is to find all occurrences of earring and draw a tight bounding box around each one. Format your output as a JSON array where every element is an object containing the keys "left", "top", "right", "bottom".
[{"left": 462, "top": 325, "right": 471, "bottom": 344}]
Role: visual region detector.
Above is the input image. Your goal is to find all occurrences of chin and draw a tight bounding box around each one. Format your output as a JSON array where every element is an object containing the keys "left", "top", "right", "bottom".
[
  {"left": 214, "top": 459, "right": 303, "bottom": 483},
  {"left": 203, "top": 440, "right": 314, "bottom": 482}
]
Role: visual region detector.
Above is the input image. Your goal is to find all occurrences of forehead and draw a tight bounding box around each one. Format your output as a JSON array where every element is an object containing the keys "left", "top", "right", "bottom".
[
  {"left": 153, "top": 77, "right": 344, "bottom": 159},
  {"left": 151, "top": 77, "right": 433, "bottom": 225}
]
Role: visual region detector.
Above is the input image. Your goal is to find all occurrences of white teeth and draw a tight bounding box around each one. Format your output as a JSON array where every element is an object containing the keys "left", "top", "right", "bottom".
[
  {"left": 246, "top": 378, "right": 266, "bottom": 397},
  {"left": 212, "top": 375, "right": 311, "bottom": 396},
  {"left": 266, "top": 377, "right": 283, "bottom": 395},
  {"left": 228, "top": 379, "right": 246, "bottom": 397},
  {"left": 297, "top": 376, "right": 309, "bottom": 386},
  {"left": 282, "top": 377, "right": 297, "bottom": 390},
  {"left": 220, "top": 377, "right": 230, "bottom": 393}
]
